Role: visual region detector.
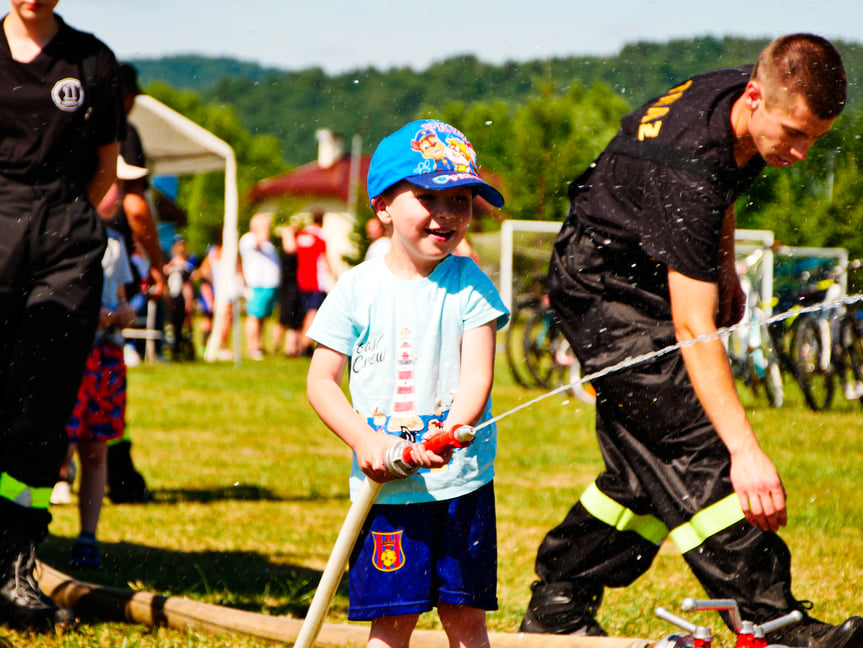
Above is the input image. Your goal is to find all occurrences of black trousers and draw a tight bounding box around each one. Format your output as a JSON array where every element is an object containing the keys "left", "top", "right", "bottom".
[
  {"left": 532, "top": 218, "right": 800, "bottom": 625},
  {"left": 0, "top": 175, "right": 105, "bottom": 539}
]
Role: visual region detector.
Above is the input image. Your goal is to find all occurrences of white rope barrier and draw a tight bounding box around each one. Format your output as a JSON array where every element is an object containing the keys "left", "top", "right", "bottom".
[{"left": 484, "top": 293, "right": 863, "bottom": 431}]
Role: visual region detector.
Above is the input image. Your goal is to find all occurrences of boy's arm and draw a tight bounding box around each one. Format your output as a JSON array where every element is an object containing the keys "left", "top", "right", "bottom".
[
  {"left": 402, "top": 320, "right": 492, "bottom": 460},
  {"left": 448, "top": 320, "right": 496, "bottom": 427},
  {"left": 307, "top": 346, "right": 450, "bottom": 482},
  {"left": 408, "top": 320, "right": 497, "bottom": 466}
]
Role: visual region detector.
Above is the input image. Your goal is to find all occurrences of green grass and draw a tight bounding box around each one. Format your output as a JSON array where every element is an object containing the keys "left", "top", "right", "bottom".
[{"left": 5, "top": 353, "right": 863, "bottom": 647}]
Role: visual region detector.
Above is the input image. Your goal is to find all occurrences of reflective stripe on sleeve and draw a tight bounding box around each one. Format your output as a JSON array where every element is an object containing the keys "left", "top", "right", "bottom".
[
  {"left": 579, "top": 482, "right": 669, "bottom": 545},
  {"left": 0, "top": 473, "right": 52, "bottom": 510}
]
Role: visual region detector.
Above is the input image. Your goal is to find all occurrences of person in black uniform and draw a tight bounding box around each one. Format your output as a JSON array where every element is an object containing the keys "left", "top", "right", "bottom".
[
  {"left": 0, "top": 0, "right": 123, "bottom": 631},
  {"left": 521, "top": 34, "right": 862, "bottom": 648}
]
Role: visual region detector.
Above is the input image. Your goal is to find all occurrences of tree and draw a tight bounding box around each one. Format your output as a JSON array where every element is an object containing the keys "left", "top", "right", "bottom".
[{"left": 503, "top": 82, "right": 629, "bottom": 222}]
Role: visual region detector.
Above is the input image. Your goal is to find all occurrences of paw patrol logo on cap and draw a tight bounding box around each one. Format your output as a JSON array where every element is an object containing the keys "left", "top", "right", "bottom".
[
  {"left": 367, "top": 119, "right": 504, "bottom": 207},
  {"left": 409, "top": 122, "right": 478, "bottom": 176}
]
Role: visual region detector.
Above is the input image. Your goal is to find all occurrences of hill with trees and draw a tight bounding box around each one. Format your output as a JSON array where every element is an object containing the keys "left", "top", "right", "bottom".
[
  {"left": 132, "top": 37, "right": 863, "bottom": 264},
  {"left": 132, "top": 36, "right": 862, "bottom": 167}
]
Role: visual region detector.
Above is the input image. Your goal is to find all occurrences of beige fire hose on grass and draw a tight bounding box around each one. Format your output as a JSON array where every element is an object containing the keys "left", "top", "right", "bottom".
[{"left": 38, "top": 561, "right": 650, "bottom": 648}]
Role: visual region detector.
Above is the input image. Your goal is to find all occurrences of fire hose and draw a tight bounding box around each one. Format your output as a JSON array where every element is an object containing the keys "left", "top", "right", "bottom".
[{"left": 293, "top": 424, "right": 477, "bottom": 648}]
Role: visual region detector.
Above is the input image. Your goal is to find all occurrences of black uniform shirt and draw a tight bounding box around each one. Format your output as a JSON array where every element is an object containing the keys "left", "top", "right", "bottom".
[
  {"left": 0, "top": 14, "right": 124, "bottom": 184},
  {"left": 573, "top": 67, "right": 765, "bottom": 283}
]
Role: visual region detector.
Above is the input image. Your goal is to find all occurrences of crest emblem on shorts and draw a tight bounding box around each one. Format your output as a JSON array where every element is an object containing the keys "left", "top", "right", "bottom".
[
  {"left": 371, "top": 530, "right": 405, "bottom": 572},
  {"left": 51, "top": 77, "right": 85, "bottom": 112}
]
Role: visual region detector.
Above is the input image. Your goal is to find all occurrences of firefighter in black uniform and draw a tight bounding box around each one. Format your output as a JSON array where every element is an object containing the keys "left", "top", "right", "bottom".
[
  {"left": 521, "top": 34, "right": 863, "bottom": 648},
  {"left": 0, "top": 0, "right": 123, "bottom": 631}
]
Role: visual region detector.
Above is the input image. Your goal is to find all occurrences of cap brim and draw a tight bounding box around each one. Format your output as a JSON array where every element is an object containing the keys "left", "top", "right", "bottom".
[
  {"left": 406, "top": 171, "right": 504, "bottom": 208},
  {"left": 117, "top": 155, "right": 149, "bottom": 181}
]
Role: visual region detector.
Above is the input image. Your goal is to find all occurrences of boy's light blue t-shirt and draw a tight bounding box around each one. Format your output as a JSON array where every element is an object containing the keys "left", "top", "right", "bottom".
[{"left": 308, "top": 254, "right": 509, "bottom": 504}]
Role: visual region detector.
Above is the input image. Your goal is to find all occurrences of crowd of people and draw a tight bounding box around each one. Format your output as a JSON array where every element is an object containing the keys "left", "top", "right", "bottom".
[
  {"left": 119, "top": 207, "right": 347, "bottom": 365},
  {"left": 0, "top": 3, "right": 860, "bottom": 646}
]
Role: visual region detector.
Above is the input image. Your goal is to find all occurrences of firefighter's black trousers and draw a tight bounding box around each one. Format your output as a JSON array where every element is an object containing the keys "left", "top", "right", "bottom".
[{"left": 0, "top": 175, "right": 105, "bottom": 540}]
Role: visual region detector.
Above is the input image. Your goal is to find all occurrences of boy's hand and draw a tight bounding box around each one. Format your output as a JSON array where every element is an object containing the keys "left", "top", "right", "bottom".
[
  {"left": 114, "top": 302, "right": 137, "bottom": 329},
  {"left": 354, "top": 432, "right": 402, "bottom": 483},
  {"left": 406, "top": 443, "right": 453, "bottom": 469}
]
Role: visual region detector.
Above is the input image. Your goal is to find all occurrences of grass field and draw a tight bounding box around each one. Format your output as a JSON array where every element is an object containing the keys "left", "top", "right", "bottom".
[{"left": 5, "top": 349, "right": 863, "bottom": 647}]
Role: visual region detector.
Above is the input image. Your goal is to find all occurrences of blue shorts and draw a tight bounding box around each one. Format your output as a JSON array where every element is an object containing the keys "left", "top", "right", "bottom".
[
  {"left": 300, "top": 291, "right": 326, "bottom": 315},
  {"left": 247, "top": 287, "right": 278, "bottom": 319},
  {"left": 348, "top": 481, "right": 497, "bottom": 620}
]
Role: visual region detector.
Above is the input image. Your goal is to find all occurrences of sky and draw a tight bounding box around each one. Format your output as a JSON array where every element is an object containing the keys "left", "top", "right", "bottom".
[{"left": 59, "top": 1, "right": 862, "bottom": 74}]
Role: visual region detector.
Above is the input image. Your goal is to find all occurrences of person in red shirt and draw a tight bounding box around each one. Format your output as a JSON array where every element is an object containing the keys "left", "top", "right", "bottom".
[{"left": 295, "top": 208, "right": 334, "bottom": 354}]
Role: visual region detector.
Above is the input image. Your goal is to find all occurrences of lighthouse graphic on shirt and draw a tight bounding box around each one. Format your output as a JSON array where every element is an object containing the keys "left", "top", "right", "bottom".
[{"left": 386, "top": 328, "right": 425, "bottom": 434}]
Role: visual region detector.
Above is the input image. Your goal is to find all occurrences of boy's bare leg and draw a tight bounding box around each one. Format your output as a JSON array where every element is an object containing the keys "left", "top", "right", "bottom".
[
  {"left": 77, "top": 441, "right": 107, "bottom": 536},
  {"left": 368, "top": 613, "right": 419, "bottom": 648},
  {"left": 438, "top": 603, "right": 490, "bottom": 648}
]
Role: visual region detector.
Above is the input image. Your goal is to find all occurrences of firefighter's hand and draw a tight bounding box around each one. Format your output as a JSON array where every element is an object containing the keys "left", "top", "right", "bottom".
[{"left": 730, "top": 440, "right": 787, "bottom": 532}]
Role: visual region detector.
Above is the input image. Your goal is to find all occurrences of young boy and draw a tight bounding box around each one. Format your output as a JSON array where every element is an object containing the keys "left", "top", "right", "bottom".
[
  {"left": 306, "top": 119, "right": 508, "bottom": 648},
  {"left": 63, "top": 156, "right": 141, "bottom": 570}
]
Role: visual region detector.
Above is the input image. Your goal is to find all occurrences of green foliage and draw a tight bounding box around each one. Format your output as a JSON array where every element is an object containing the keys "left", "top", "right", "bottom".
[{"left": 434, "top": 83, "right": 629, "bottom": 223}]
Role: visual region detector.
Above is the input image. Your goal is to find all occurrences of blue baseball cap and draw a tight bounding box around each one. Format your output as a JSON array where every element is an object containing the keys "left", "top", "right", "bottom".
[{"left": 367, "top": 119, "right": 504, "bottom": 208}]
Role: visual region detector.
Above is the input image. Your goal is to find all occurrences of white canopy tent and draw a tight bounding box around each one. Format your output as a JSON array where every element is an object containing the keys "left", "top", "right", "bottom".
[{"left": 128, "top": 94, "right": 240, "bottom": 363}]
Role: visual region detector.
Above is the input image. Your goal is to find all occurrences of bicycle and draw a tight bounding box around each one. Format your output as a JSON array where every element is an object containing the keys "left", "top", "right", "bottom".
[
  {"left": 505, "top": 285, "right": 596, "bottom": 404},
  {"left": 505, "top": 290, "right": 544, "bottom": 389},
  {"left": 727, "top": 249, "right": 784, "bottom": 407},
  {"left": 520, "top": 299, "right": 597, "bottom": 404},
  {"left": 780, "top": 258, "right": 863, "bottom": 411},
  {"left": 767, "top": 257, "right": 841, "bottom": 412}
]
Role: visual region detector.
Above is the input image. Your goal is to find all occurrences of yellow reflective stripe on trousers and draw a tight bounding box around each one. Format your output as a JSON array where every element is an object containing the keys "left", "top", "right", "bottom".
[
  {"left": 579, "top": 482, "right": 669, "bottom": 545},
  {"left": 669, "top": 493, "right": 746, "bottom": 554},
  {"left": 0, "top": 473, "right": 52, "bottom": 510}
]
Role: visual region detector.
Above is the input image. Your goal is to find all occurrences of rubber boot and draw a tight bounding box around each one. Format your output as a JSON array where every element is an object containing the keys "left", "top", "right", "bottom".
[
  {"left": 0, "top": 536, "right": 74, "bottom": 632},
  {"left": 767, "top": 613, "right": 863, "bottom": 648},
  {"left": 520, "top": 580, "right": 607, "bottom": 635},
  {"left": 107, "top": 440, "right": 151, "bottom": 504}
]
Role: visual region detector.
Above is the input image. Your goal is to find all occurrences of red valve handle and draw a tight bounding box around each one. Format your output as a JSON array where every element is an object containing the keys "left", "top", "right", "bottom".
[
  {"left": 386, "top": 424, "right": 477, "bottom": 478},
  {"left": 401, "top": 424, "right": 475, "bottom": 462}
]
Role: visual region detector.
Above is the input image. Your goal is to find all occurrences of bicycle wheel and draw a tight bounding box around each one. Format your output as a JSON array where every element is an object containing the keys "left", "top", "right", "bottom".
[
  {"left": 838, "top": 313, "right": 863, "bottom": 401},
  {"left": 763, "top": 357, "right": 785, "bottom": 408},
  {"left": 756, "top": 322, "right": 784, "bottom": 408},
  {"left": 725, "top": 328, "right": 752, "bottom": 389},
  {"left": 791, "top": 315, "right": 835, "bottom": 411},
  {"left": 505, "top": 297, "right": 540, "bottom": 387},
  {"left": 522, "top": 307, "right": 559, "bottom": 388}
]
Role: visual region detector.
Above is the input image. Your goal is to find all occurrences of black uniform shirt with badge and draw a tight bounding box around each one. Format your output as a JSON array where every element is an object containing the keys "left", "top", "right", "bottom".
[
  {"left": 0, "top": 14, "right": 124, "bottom": 184},
  {"left": 571, "top": 66, "right": 766, "bottom": 285}
]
